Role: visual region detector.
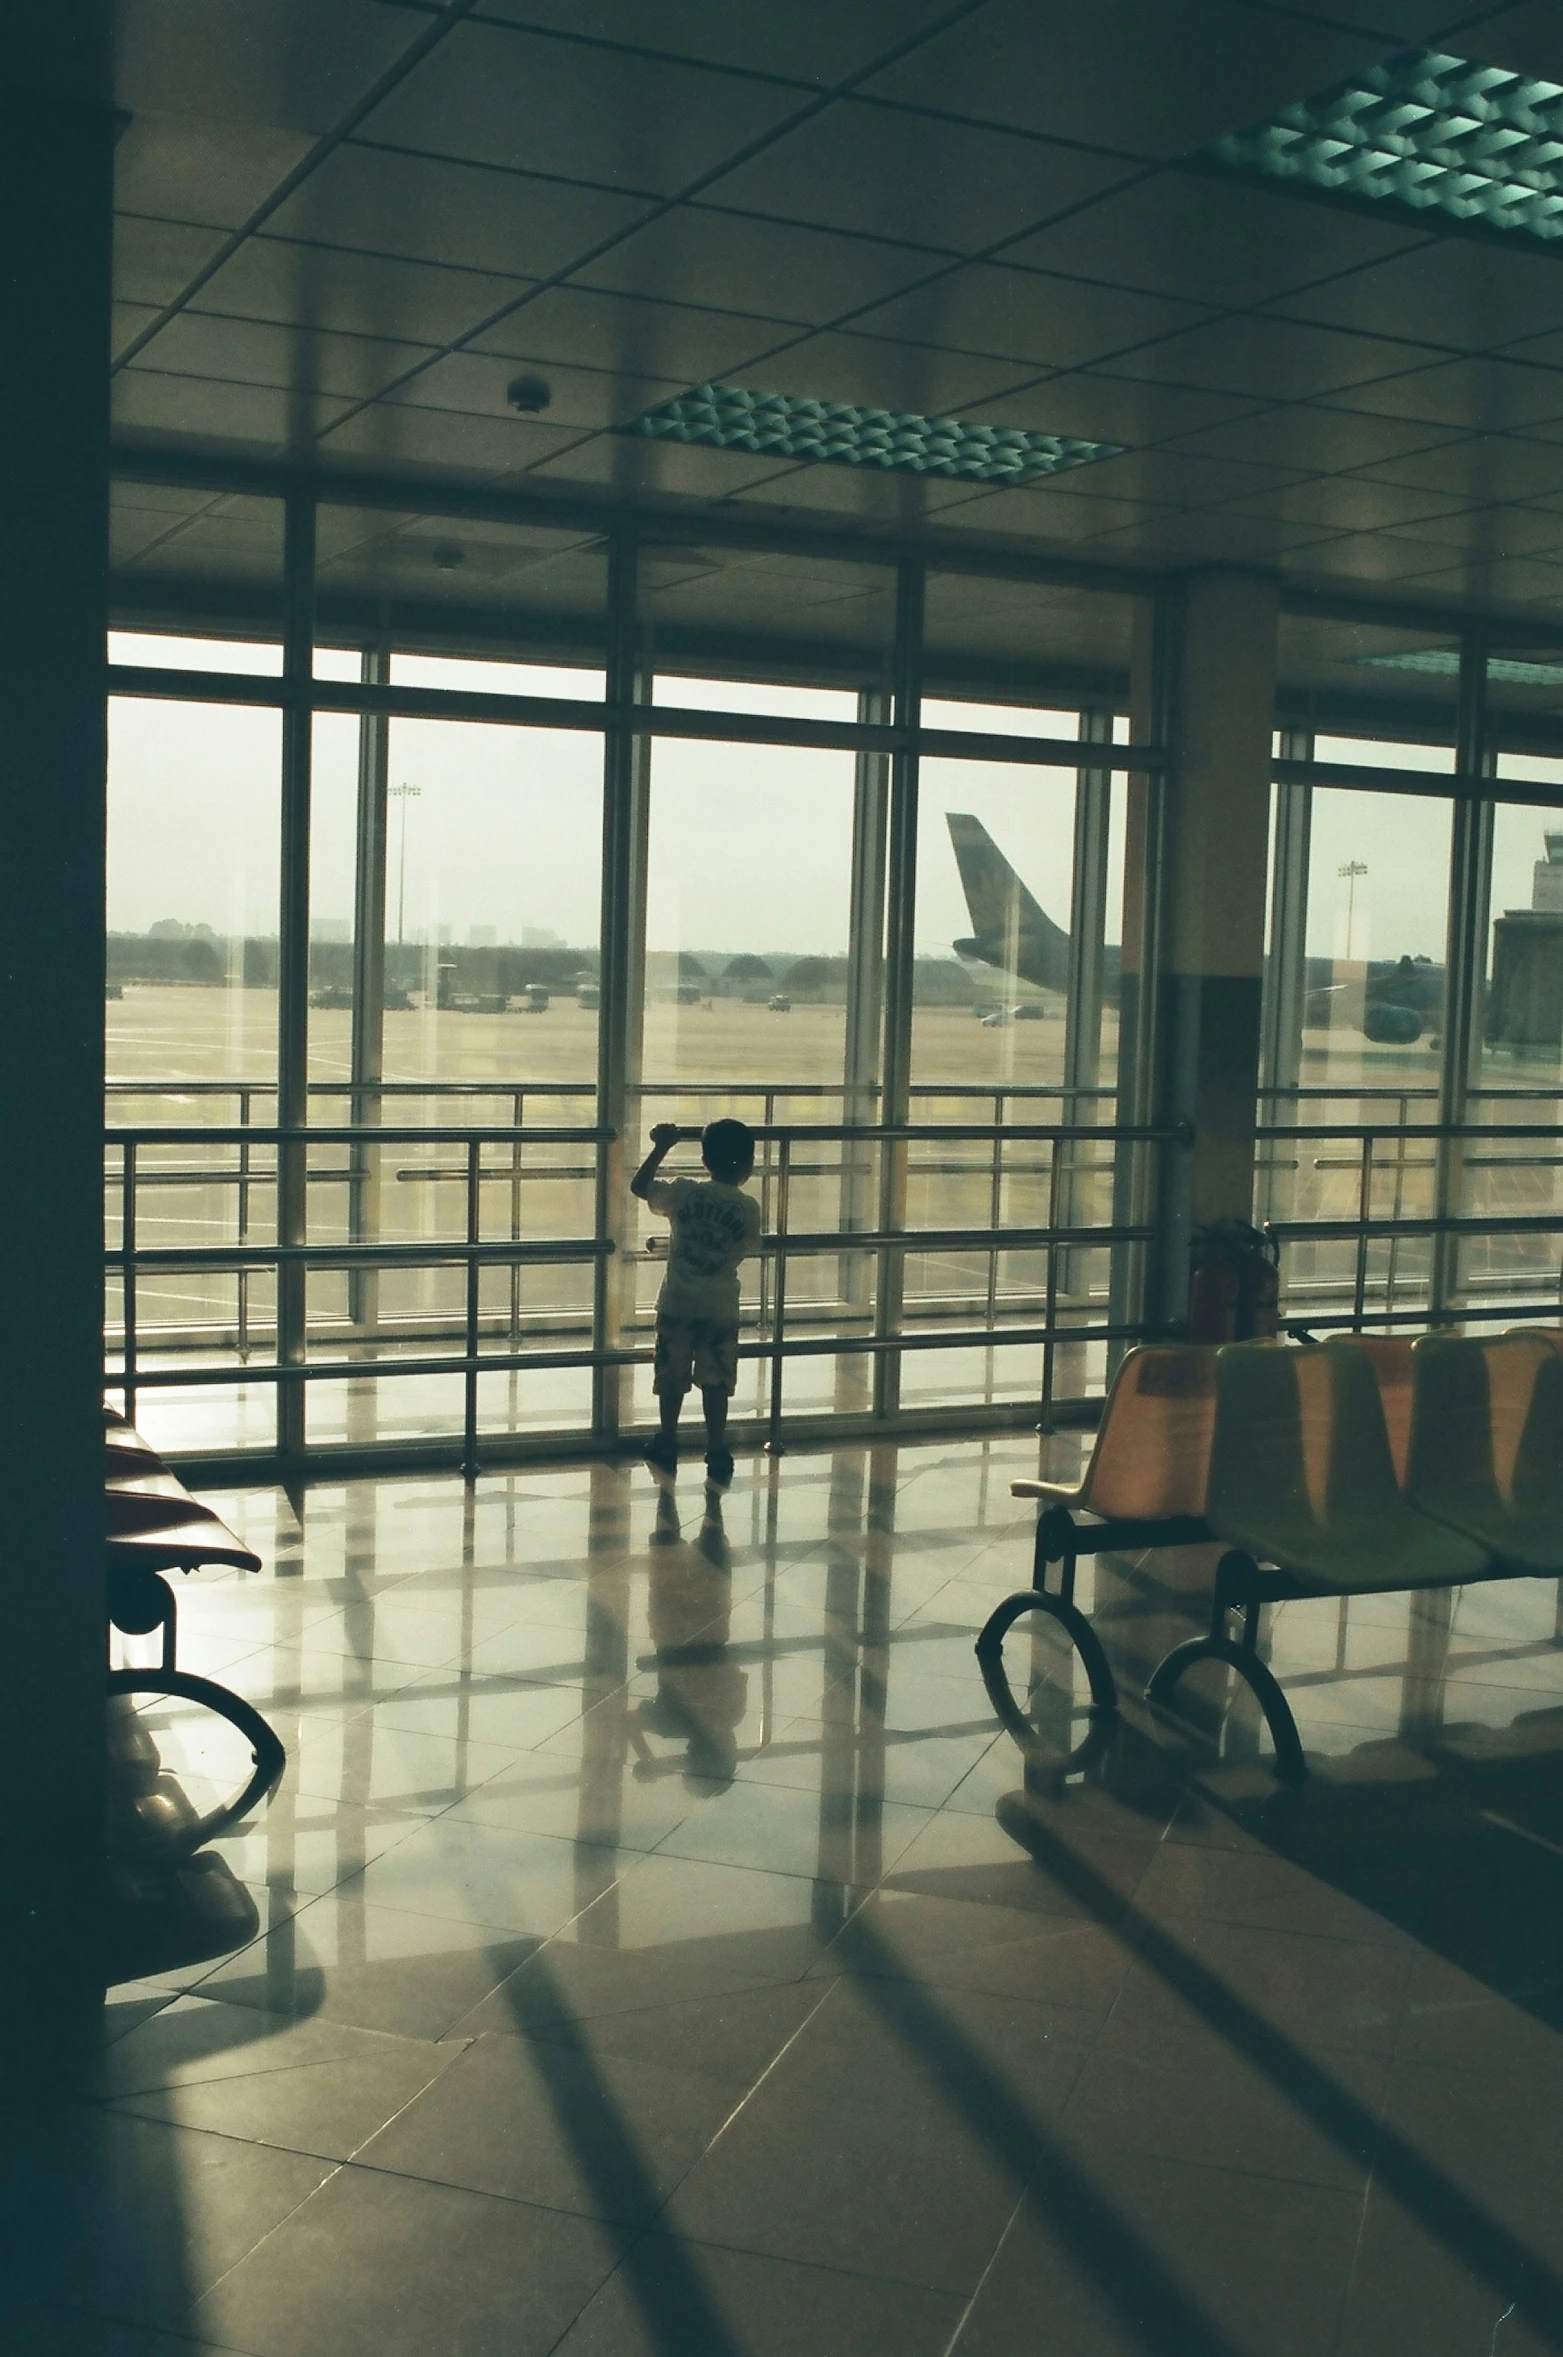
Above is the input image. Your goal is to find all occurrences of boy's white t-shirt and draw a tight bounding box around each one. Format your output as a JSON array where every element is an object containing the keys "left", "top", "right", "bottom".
[{"left": 645, "top": 1176, "right": 762, "bottom": 1323}]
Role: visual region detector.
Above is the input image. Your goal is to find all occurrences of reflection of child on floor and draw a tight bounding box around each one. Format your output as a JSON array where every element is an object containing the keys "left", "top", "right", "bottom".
[
  {"left": 638, "top": 1491, "right": 746, "bottom": 1787},
  {"left": 632, "top": 1118, "right": 761, "bottom": 1485}
]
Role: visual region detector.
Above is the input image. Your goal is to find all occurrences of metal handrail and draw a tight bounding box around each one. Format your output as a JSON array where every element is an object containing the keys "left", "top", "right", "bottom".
[{"left": 105, "top": 1102, "right": 1178, "bottom": 1464}]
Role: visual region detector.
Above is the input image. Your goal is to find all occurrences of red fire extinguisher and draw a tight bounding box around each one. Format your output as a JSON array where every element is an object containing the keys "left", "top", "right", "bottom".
[{"left": 1189, "top": 1220, "right": 1280, "bottom": 1344}]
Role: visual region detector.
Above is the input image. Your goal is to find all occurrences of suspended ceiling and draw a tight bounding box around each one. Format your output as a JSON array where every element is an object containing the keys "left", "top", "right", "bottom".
[{"left": 106, "top": 0, "right": 1563, "bottom": 681}]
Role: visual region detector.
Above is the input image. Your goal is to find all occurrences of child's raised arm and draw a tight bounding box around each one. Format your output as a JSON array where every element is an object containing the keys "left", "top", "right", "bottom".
[{"left": 630, "top": 1123, "right": 681, "bottom": 1201}]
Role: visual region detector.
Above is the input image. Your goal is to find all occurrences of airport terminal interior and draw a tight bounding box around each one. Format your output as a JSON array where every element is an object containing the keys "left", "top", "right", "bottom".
[{"left": 14, "top": 2, "right": 1563, "bottom": 2351}]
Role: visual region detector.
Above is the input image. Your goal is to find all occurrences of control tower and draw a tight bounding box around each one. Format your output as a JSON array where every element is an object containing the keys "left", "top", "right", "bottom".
[{"left": 1487, "top": 833, "right": 1563, "bottom": 1049}]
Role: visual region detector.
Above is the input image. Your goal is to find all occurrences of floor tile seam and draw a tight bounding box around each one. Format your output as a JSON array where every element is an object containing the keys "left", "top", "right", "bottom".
[
  {"left": 1327, "top": 2171, "right": 1381, "bottom": 2357},
  {"left": 624, "top": 1975, "right": 842, "bottom": 2226},
  {"left": 1049, "top": 2115, "right": 1378, "bottom": 2198},
  {"left": 98, "top": 2015, "right": 467, "bottom": 2102},
  {"left": 97, "top": 2080, "right": 450, "bottom": 2174},
  {"left": 620, "top": 2214, "right": 976, "bottom": 2302},
  {"left": 441, "top": 1970, "right": 814, "bottom": 2055},
  {"left": 635, "top": 2218, "right": 990, "bottom": 2302},
  {"left": 310, "top": 2141, "right": 679, "bottom": 2230},
  {"left": 1134, "top": 1899, "right": 1423, "bottom": 1956},
  {"left": 176, "top": 2162, "right": 357, "bottom": 2334},
  {"left": 937, "top": 2184, "right": 1029, "bottom": 2357}
]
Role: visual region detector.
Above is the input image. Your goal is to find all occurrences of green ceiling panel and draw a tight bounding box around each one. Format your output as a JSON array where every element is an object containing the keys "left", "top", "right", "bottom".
[
  {"left": 623, "top": 383, "right": 1122, "bottom": 483},
  {"left": 1357, "top": 649, "right": 1563, "bottom": 684},
  {"left": 1208, "top": 51, "right": 1563, "bottom": 248}
]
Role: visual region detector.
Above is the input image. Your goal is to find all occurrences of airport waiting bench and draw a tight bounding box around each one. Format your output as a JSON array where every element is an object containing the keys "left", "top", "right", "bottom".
[
  {"left": 977, "top": 1335, "right": 1563, "bottom": 1782},
  {"left": 106, "top": 1406, "right": 286, "bottom": 1847}
]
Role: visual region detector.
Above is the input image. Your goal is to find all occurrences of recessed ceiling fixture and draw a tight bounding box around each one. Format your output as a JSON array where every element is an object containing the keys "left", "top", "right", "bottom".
[
  {"left": 623, "top": 383, "right": 1122, "bottom": 484},
  {"left": 1205, "top": 51, "right": 1563, "bottom": 248},
  {"left": 1356, "top": 649, "right": 1563, "bottom": 685}
]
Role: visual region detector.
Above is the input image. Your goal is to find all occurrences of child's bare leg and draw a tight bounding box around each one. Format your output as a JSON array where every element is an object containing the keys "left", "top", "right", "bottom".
[
  {"left": 700, "top": 1386, "right": 728, "bottom": 1450},
  {"left": 659, "top": 1391, "right": 683, "bottom": 1442}
]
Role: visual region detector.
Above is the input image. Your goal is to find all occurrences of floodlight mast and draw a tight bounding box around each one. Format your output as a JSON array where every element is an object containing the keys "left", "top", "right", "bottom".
[
  {"left": 1338, "top": 859, "right": 1368, "bottom": 961},
  {"left": 392, "top": 782, "right": 421, "bottom": 945}
]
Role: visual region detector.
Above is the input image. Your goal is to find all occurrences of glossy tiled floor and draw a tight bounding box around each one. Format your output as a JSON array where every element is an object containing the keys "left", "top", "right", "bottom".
[{"left": 13, "top": 1434, "right": 1563, "bottom": 2356}]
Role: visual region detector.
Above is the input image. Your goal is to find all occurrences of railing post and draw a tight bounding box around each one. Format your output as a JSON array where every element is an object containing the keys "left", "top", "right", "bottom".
[
  {"left": 349, "top": 642, "right": 389, "bottom": 1341},
  {"left": 122, "top": 1140, "right": 138, "bottom": 1426},
  {"left": 510, "top": 1087, "right": 524, "bottom": 1347},
  {"left": 843, "top": 687, "right": 890, "bottom": 1329},
  {"left": 986, "top": 1087, "right": 1002, "bottom": 1327},
  {"left": 1432, "top": 636, "right": 1494, "bottom": 1326},
  {"left": 236, "top": 1085, "right": 252, "bottom": 1360},
  {"left": 765, "top": 1134, "right": 792, "bottom": 1456},
  {"left": 1040, "top": 1131, "right": 1065, "bottom": 1434},
  {"left": 1353, "top": 1133, "right": 1375, "bottom": 1329},
  {"left": 275, "top": 486, "right": 315, "bottom": 1463},
  {"left": 592, "top": 528, "right": 648, "bottom": 1443},
  {"left": 463, "top": 1134, "right": 481, "bottom": 1478},
  {"left": 874, "top": 557, "right": 923, "bottom": 1422}
]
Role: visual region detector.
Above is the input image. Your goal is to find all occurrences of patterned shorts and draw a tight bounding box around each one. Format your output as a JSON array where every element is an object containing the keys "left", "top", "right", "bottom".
[{"left": 654, "top": 1316, "right": 740, "bottom": 1396}]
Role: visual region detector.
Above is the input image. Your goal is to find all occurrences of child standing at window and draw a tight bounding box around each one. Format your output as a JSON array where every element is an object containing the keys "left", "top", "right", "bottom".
[{"left": 632, "top": 1118, "right": 761, "bottom": 1484}]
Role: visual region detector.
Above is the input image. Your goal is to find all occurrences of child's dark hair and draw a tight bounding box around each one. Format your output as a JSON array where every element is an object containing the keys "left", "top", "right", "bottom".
[{"left": 702, "top": 1117, "right": 754, "bottom": 1179}]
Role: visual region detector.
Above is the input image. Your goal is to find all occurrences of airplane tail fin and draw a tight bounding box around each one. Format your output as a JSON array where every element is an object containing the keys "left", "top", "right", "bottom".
[{"left": 946, "top": 812, "right": 1070, "bottom": 990}]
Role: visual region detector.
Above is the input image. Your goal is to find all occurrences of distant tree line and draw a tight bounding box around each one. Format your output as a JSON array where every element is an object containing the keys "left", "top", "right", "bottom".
[{"left": 108, "top": 930, "right": 979, "bottom": 1005}]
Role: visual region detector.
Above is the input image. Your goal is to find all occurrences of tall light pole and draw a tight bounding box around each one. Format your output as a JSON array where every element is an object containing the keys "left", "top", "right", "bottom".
[
  {"left": 1338, "top": 860, "right": 1368, "bottom": 962},
  {"left": 391, "top": 783, "right": 421, "bottom": 945}
]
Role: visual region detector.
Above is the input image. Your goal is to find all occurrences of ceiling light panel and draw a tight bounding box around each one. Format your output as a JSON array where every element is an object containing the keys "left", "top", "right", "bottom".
[
  {"left": 623, "top": 383, "right": 1122, "bottom": 484},
  {"left": 1207, "top": 51, "right": 1563, "bottom": 249},
  {"left": 1356, "top": 649, "right": 1563, "bottom": 684}
]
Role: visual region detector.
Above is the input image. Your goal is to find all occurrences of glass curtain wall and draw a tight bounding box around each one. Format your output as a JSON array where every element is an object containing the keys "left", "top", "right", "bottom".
[
  {"left": 105, "top": 476, "right": 1155, "bottom": 1466},
  {"left": 1263, "top": 612, "right": 1563, "bottom": 1335}
]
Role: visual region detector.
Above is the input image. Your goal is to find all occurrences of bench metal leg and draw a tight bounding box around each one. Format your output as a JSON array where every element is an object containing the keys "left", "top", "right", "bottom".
[
  {"left": 106, "top": 1669, "right": 288, "bottom": 1853},
  {"left": 976, "top": 1576, "right": 1118, "bottom": 1732},
  {"left": 108, "top": 1563, "right": 179, "bottom": 1672},
  {"left": 1144, "top": 1554, "right": 1307, "bottom": 1784}
]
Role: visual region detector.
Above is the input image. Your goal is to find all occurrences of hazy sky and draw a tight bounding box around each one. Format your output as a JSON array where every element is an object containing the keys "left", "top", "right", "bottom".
[
  {"left": 109, "top": 637, "right": 1553, "bottom": 970},
  {"left": 1306, "top": 743, "right": 1563, "bottom": 965},
  {"left": 107, "top": 647, "right": 1117, "bottom": 956}
]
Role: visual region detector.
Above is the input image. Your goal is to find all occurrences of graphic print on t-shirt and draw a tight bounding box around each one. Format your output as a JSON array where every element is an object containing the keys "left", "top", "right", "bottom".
[{"left": 646, "top": 1176, "right": 762, "bottom": 1321}]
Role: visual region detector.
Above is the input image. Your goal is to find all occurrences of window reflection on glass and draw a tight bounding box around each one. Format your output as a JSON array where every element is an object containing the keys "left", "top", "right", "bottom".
[
  {"left": 1262, "top": 781, "right": 1453, "bottom": 1330},
  {"left": 634, "top": 707, "right": 869, "bottom": 1432},
  {"left": 1483, "top": 773, "right": 1563, "bottom": 1089},
  {"left": 1469, "top": 782, "right": 1563, "bottom": 1320},
  {"left": 108, "top": 695, "right": 282, "bottom": 1088},
  {"left": 106, "top": 695, "right": 284, "bottom": 1449},
  {"left": 908, "top": 704, "right": 1126, "bottom": 1408},
  {"left": 373, "top": 715, "right": 603, "bottom": 1090}
]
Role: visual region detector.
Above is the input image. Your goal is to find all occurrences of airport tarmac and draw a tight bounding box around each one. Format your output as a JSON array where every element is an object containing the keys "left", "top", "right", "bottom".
[{"left": 105, "top": 986, "right": 1563, "bottom": 1456}]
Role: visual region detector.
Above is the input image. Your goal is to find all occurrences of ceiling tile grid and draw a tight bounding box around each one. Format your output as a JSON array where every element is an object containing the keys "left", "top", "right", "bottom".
[{"left": 102, "top": 0, "right": 1563, "bottom": 622}]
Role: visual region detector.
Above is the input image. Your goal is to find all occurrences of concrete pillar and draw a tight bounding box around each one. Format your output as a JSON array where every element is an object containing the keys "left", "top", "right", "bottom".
[
  {"left": 0, "top": 15, "right": 113, "bottom": 2014},
  {"left": 1144, "top": 571, "right": 1279, "bottom": 1329}
]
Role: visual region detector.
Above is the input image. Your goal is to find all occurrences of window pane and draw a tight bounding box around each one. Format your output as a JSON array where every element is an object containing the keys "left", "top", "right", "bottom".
[
  {"left": 108, "top": 698, "right": 281, "bottom": 1086},
  {"left": 642, "top": 732, "right": 858, "bottom": 1099},
  {"left": 1262, "top": 784, "right": 1452, "bottom": 1331},
  {"left": 107, "top": 698, "right": 282, "bottom": 1452},
  {"left": 377, "top": 718, "right": 602, "bottom": 1089},
  {"left": 110, "top": 629, "right": 283, "bottom": 677},
  {"left": 638, "top": 723, "right": 872, "bottom": 1426},
  {"left": 1480, "top": 787, "right": 1563, "bottom": 1088},
  {"left": 906, "top": 728, "right": 1124, "bottom": 1409},
  {"left": 1468, "top": 790, "right": 1563, "bottom": 1321}
]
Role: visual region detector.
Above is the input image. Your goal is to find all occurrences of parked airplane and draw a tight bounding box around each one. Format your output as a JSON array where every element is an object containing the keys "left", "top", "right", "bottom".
[
  {"left": 947, "top": 813, "right": 1072, "bottom": 997},
  {"left": 946, "top": 812, "right": 1445, "bottom": 1043}
]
